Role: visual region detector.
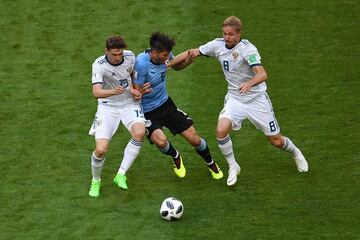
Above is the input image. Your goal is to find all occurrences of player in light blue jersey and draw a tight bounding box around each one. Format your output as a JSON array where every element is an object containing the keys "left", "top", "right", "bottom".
[
  {"left": 134, "top": 49, "right": 169, "bottom": 113},
  {"left": 133, "top": 32, "right": 223, "bottom": 179},
  {"left": 173, "top": 16, "right": 308, "bottom": 186}
]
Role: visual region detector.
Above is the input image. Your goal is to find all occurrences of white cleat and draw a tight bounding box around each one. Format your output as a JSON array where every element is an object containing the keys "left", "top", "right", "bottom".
[
  {"left": 293, "top": 152, "right": 308, "bottom": 172},
  {"left": 227, "top": 163, "right": 241, "bottom": 186}
]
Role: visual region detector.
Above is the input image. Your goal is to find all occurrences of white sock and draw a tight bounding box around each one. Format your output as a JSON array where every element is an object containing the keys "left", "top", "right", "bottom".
[
  {"left": 282, "top": 137, "right": 301, "bottom": 156},
  {"left": 118, "top": 139, "right": 143, "bottom": 175},
  {"left": 217, "top": 135, "right": 237, "bottom": 167},
  {"left": 91, "top": 152, "right": 105, "bottom": 181}
]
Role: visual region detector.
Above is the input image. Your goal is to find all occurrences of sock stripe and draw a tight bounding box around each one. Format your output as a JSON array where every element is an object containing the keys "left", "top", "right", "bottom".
[
  {"left": 283, "top": 137, "right": 296, "bottom": 153},
  {"left": 130, "top": 139, "right": 144, "bottom": 147},
  {"left": 283, "top": 139, "right": 288, "bottom": 149},
  {"left": 205, "top": 159, "right": 214, "bottom": 166},
  {"left": 195, "top": 138, "right": 207, "bottom": 151},
  {"left": 159, "top": 141, "right": 170, "bottom": 153},
  {"left": 217, "top": 136, "right": 230, "bottom": 145},
  {"left": 92, "top": 152, "right": 104, "bottom": 163}
]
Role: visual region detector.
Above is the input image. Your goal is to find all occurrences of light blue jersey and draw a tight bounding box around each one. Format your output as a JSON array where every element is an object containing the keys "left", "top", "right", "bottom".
[{"left": 133, "top": 50, "right": 173, "bottom": 113}]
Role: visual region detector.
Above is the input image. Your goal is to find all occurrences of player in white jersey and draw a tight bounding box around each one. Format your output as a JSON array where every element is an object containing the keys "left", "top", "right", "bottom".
[
  {"left": 88, "top": 36, "right": 148, "bottom": 197},
  {"left": 177, "top": 16, "right": 308, "bottom": 186}
]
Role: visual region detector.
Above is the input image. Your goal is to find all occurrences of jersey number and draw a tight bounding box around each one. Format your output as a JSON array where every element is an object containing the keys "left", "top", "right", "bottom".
[
  {"left": 269, "top": 121, "right": 277, "bottom": 132},
  {"left": 118, "top": 79, "right": 129, "bottom": 88},
  {"left": 161, "top": 72, "right": 165, "bottom": 82},
  {"left": 135, "top": 109, "right": 144, "bottom": 118},
  {"left": 223, "top": 60, "right": 229, "bottom": 71}
]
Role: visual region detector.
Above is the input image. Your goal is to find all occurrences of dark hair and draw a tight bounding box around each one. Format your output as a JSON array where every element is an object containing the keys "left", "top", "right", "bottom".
[
  {"left": 106, "top": 35, "right": 127, "bottom": 50},
  {"left": 149, "top": 32, "right": 175, "bottom": 52}
]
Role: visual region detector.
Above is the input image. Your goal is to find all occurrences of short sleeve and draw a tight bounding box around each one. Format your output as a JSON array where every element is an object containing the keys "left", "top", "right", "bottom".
[
  {"left": 91, "top": 61, "right": 103, "bottom": 85},
  {"left": 125, "top": 50, "right": 136, "bottom": 65},
  {"left": 242, "top": 44, "right": 262, "bottom": 66},
  {"left": 133, "top": 61, "right": 147, "bottom": 86},
  {"left": 199, "top": 39, "right": 219, "bottom": 57}
]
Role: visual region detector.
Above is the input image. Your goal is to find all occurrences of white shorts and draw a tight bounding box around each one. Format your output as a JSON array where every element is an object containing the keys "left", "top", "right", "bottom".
[
  {"left": 219, "top": 92, "right": 280, "bottom": 136},
  {"left": 89, "top": 104, "right": 148, "bottom": 140}
]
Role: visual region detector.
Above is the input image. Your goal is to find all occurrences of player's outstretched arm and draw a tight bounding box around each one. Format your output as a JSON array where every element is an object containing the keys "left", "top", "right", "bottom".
[
  {"left": 189, "top": 48, "right": 202, "bottom": 58},
  {"left": 167, "top": 50, "right": 194, "bottom": 71}
]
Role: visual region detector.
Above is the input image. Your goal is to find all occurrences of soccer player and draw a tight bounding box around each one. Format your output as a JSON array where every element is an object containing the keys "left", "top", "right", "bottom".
[
  {"left": 88, "top": 36, "right": 148, "bottom": 197},
  {"left": 133, "top": 32, "right": 223, "bottom": 179},
  {"left": 186, "top": 16, "right": 309, "bottom": 186}
]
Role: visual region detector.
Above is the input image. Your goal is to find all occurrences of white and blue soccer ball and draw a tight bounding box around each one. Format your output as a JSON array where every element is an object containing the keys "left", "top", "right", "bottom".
[{"left": 160, "top": 197, "right": 184, "bottom": 221}]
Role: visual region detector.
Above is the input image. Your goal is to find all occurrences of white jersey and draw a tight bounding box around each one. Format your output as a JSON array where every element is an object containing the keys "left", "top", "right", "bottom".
[
  {"left": 91, "top": 50, "right": 138, "bottom": 108},
  {"left": 199, "top": 38, "right": 267, "bottom": 103}
]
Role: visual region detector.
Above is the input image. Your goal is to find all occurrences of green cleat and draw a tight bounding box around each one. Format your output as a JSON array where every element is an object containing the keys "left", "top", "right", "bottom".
[
  {"left": 208, "top": 163, "right": 224, "bottom": 180},
  {"left": 113, "top": 173, "right": 128, "bottom": 190},
  {"left": 173, "top": 156, "right": 186, "bottom": 178},
  {"left": 89, "top": 179, "right": 101, "bottom": 197}
]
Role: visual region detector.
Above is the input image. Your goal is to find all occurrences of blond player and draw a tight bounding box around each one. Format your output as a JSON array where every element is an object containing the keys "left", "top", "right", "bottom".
[{"left": 186, "top": 16, "right": 308, "bottom": 186}]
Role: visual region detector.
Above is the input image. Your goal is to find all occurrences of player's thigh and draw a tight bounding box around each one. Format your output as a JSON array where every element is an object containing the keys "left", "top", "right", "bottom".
[
  {"left": 219, "top": 97, "right": 247, "bottom": 131},
  {"left": 144, "top": 110, "right": 164, "bottom": 141},
  {"left": 164, "top": 105, "right": 193, "bottom": 135},
  {"left": 120, "top": 105, "right": 148, "bottom": 135},
  {"left": 89, "top": 105, "right": 121, "bottom": 140},
  {"left": 247, "top": 93, "right": 280, "bottom": 136}
]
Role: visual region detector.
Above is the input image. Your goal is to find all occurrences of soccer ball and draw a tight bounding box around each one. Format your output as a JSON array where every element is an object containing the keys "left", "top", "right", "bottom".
[{"left": 160, "top": 197, "right": 184, "bottom": 221}]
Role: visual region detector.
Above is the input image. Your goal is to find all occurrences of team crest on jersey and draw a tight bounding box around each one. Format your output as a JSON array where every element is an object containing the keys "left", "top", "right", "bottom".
[
  {"left": 127, "top": 67, "right": 133, "bottom": 74},
  {"left": 232, "top": 52, "right": 239, "bottom": 60}
]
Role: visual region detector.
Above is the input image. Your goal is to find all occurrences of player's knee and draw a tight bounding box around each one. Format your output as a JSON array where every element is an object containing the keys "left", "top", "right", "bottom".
[
  {"left": 216, "top": 126, "right": 229, "bottom": 139},
  {"left": 132, "top": 126, "right": 146, "bottom": 141},
  {"left": 95, "top": 145, "right": 108, "bottom": 157},
  {"left": 153, "top": 135, "right": 168, "bottom": 148},
  {"left": 269, "top": 136, "right": 283, "bottom": 148}
]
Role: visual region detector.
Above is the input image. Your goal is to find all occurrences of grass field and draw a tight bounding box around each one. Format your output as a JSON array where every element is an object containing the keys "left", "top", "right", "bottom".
[{"left": 0, "top": 0, "right": 359, "bottom": 239}]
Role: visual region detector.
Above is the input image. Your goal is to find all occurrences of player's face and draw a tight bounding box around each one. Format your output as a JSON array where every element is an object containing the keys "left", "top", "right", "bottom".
[
  {"left": 151, "top": 50, "right": 170, "bottom": 64},
  {"left": 223, "top": 26, "right": 241, "bottom": 49},
  {"left": 106, "top": 48, "right": 124, "bottom": 65}
]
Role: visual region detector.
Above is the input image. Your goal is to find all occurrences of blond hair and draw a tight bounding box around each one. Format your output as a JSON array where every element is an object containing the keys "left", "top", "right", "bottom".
[{"left": 223, "top": 16, "right": 242, "bottom": 33}]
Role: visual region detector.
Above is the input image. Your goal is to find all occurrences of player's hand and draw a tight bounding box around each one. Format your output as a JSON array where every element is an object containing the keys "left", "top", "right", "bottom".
[
  {"left": 130, "top": 87, "right": 142, "bottom": 100},
  {"left": 141, "top": 82, "right": 152, "bottom": 95},
  {"left": 112, "top": 86, "right": 124, "bottom": 95},
  {"left": 239, "top": 82, "right": 252, "bottom": 94},
  {"left": 189, "top": 49, "right": 200, "bottom": 58}
]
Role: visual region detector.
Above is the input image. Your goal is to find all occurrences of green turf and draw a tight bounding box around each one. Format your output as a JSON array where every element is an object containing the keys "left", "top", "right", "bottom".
[{"left": 0, "top": 0, "right": 359, "bottom": 239}]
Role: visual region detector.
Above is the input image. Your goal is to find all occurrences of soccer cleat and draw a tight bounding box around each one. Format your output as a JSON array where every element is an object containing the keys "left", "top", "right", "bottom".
[
  {"left": 89, "top": 179, "right": 101, "bottom": 197},
  {"left": 293, "top": 152, "right": 309, "bottom": 172},
  {"left": 113, "top": 173, "right": 128, "bottom": 190},
  {"left": 173, "top": 156, "right": 186, "bottom": 178},
  {"left": 227, "top": 163, "right": 241, "bottom": 186},
  {"left": 208, "top": 163, "right": 224, "bottom": 179}
]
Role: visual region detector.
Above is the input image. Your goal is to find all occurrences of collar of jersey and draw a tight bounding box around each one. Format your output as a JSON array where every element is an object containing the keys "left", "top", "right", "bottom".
[
  {"left": 150, "top": 58, "right": 162, "bottom": 65},
  {"left": 225, "top": 38, "right": 242, "bottom": 50},
  {"left": 105, "top": 55, "right": 124, "bottom": 66}
]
